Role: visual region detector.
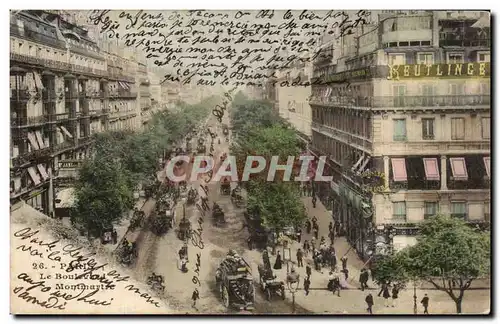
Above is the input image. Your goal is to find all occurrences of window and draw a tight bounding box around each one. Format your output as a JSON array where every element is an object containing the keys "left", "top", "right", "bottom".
[
  {"left": 417, "top": 52, "right": 434, "bottom": 65},
  {"left": 421, "top": 84, "right": 434, "bottom": 106},
  {"left": 424, "top": 202, "right": 438, "bottom": 219},
  {"left": 388, "top": 53, "right": 406, "bottom": 65},
  {"left": 451, "top": 201, "right": 467, "bottom": 219},
  {"left": 481, "top": 117, "right": 490, "bottom": 139},
  {"left": 422, "top": 118, "right": 435, "bottom": 140},
  {"left": 484, "top": 201, "right": 490, "bottom": 222},
  {"left": 393, "top": 85, "right": 406, "bottom": 107},
  {"left": 447, "top": 52, "right": 464, "bottom": 64},
  {"left": 393, "top": 119, "right": 407, "bottom": 141},
  {"left": 392, "top": 202, "right": 406, "bottom": 221},
  {"left": 451, "top": 117, "right": 465, "bottom": 140},
  {"left": 477, "top": 52, "right": 490, "bottom": 62},
  {"left": 483, "top": 157, "right": 490, "bottom": 178}
]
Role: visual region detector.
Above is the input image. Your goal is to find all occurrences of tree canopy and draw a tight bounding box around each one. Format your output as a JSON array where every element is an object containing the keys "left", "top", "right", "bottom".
[
  {"left": 230, "top": 96, "right": 306, "bottom": 233},
  {"left": 373, "top": 215, "right": 490, "bottom": 313},
  {"left": 71, "top": 97, "right": 216, "bottom": 237}
]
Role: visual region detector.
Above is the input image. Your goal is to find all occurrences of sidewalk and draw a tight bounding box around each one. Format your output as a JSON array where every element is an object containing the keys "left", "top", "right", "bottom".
[{"left": 100, "top": 197, "right": 147, "bottom": 253}]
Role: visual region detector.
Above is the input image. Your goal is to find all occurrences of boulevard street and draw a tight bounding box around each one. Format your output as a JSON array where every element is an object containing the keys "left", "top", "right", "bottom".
[{"left": 120, "top": 117, "right": 490, "bottom": 315}]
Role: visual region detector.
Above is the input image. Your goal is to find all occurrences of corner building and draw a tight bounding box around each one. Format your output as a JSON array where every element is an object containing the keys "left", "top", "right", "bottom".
[
  {"left": 309, "top": 11, "right": 490, "bottom": 259},
  {"left": 10, "top": 10, "right": 139, "bottom": 215}
]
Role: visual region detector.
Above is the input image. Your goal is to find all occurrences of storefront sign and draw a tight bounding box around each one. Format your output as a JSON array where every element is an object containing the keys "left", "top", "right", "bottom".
[
  {"left": 324, "top": 67, "right": 373, "bottom": 83},
  {"left": 387, "top": 62, "right": 490, "bottom": 80}
]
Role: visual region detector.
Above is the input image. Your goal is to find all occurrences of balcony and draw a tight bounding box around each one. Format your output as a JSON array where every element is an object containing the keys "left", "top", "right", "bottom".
[
  {"left": 10, "top": 23, "right": 66, "bottom": 49},
  {"left": 10, "top": 89, "right": 30, "bottom": 101},
  {"left": 447, "top": 177, "right": 490, "bottom": 190},
  {"left": 439, "top": 33, "right": 490, "bottom": 47},
  {"left": 310, "top": 95, "right": 490, "bottom": 110},
  {"left": 77, "top": 136, "right": 93, "bottom": 146},
  {"left": 117, "top": 91, "right": 137, "bottom": 99},
  {"left": 11, "top": 147, "right": 51, "bottom": 168},
  {"left": 11, "top": 115, "right": 48, "bottom": 127},
  {"left": 49, "top": 112, "right": 70, "bottom": 123},
  {"left": 311, "top": 122, "right": 373, "bottom": 153},
  {"left": 51, "top": 141, "right": 74, "bottom": 154},
  {"left": 390, "top": 179, "right": 440, "bottom": 191},
  {"left": 140, "top": 91, "right": 151, "bottom": 97}
]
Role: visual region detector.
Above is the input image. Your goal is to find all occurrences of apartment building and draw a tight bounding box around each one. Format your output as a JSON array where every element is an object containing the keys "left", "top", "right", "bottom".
[
  {"left": 309, "top": 10, "right": 490, "bottom": 259},
  {"left": 10, "top": 10, "right": 138, "bottom": 215},
  {"left": 276, "top": 60, "right": 313, "bottom": 144}
]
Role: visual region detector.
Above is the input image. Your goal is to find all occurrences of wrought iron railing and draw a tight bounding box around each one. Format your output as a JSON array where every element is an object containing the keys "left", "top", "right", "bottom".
[{"left": 310, "top": 95, "right": 491, "bottom": 108}]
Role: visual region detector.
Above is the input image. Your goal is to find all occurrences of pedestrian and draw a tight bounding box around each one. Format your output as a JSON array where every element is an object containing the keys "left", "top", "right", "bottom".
[
  {"left": 391, "top": 284, "right": 399, "bottom": 308},
  {"left": 365, "top": 293, "right": 374, "bottom": 314},
  {"left": 313, "top": 226, "right": 319, "bottom": 240},
  {"left": 312, "top": 216, "right": 318, "bottom": 226},
  {"left": 112, "top": 229, "right": 117, "bottom": 244},
  {"left": 296, "top": 228, "right": 302, "bottom": 243},
  {"left": 312, "top": 195, "right": 317, "bottom": 208},
  {"left": 382, "top": 284, "right": 391, "bottom": 307},
  {"left": 262, "top": 249, "right": 271, "bottom": 270},
  {"left": 306, "top": 219, "right": 312, "bottom": 234},
  {"left": 421, "top": 294, "right": 429, "bottom": 314},
  {"left": 273, "top": 250, "right": 283, "bottom": 270},
  {"left": 296, "top": 248, "right": 304, "bottom": 267},
  {"left": 303, "top": 240, "right": 310, "bottom": 257},
  {"left": 191, "top": 288, "right": 199, "bottom": 308},
  {"left": 328, "top": 229, "right": 335, "bottom": 245},
  {"left": 341, "top": 267, "right": 349, "bottom": 281},
  {"left": 341, "top": 256, "right": 348, "bottom": 270},
  {"left": 306, "top": 264, "right": 312, "bottom": 279},
  {"left": 328, "top": 221, "right": 333, "bottom": 233},
  {"left": 334, "top": 220, "right": 340, "bottom": 236},
  {"left": 303, "top": 276, "right": 310, "bottom": 296},
  {"left": 332, "top": 272, "right": 341, "bottom": 297},
  {"left": 359, "top": 268, "right": 369, "bottom": 291},
  {"left": 327, "top": 271, "right": 334, "bottom": 291},
  {"left": 378, "top": 282, "right": 386, "bottom": 297},
  {"left": 311, "top": 236, "right": 316, "bottom": 249}
]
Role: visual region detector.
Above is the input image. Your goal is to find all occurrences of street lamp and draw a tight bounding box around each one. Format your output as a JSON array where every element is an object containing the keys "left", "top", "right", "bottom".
[
  {"left": 413, "top": 280, "right": 417, "bottom": 314},
  {"left": 286, "top": 268, "right": 300, "bottom": 314},
  {"left": 283, "top": 242, "right": 291, "bottom": 273}
]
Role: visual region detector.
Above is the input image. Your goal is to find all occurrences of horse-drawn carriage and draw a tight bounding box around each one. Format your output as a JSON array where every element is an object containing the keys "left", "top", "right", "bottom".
[
  {"left": 149, "top": 196, "right": 175, "bottom": 236},
  {"left": 187, "top": 187, "right": 198, "bottom": 205},
  {"left": 117, "top": 232, "right": 139, "bottom": 266},
  {"left": 220, "top": 177, "right": 231, "bottom": 195},
  {"left": 212, "top": 202, "right": 225, "bottom": 225},
  {"left": 176, "top": 217, "right": 192, "bottom": 241},
  {"left": 147, "top": 273, "right": 165, "bottom": 293},
  {"left": 257, "top": 264, "right": 286, "bottom": 301},
  {"left": 231, "top": 187, "right": 244, "bottom": 208}
]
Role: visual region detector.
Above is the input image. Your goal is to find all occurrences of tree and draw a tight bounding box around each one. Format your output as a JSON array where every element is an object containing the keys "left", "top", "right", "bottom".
[
  {"left": 72, "top": 156, "right": 135, "bottom": 237},
  {"left": 246, "top": 181, "right": 306, "bottom": 233},
  {"left": 375, "top": 215, "right": 490, "bottom": 313}
]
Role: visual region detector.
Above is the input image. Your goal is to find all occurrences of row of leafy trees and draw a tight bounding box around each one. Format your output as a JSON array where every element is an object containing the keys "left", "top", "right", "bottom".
[
  {"left": 230, "top": 92, "right": 307, "bottom": 233},
  {"left": 71, "top": 97, "right": 217, "bottom": 237},
  {"left": 373, "top": 216, "right": 490, "bottom": 313}
]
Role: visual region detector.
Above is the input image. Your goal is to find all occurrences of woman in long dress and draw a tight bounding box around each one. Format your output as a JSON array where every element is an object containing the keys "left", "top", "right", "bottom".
[{"left": 273, "top": 250, "right": 283, "bottom": 270}]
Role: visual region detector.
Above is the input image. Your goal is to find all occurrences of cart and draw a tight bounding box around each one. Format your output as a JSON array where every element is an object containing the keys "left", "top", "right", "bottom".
[{"left": 257, "top": 264, "right": 286, "bottom": 301}]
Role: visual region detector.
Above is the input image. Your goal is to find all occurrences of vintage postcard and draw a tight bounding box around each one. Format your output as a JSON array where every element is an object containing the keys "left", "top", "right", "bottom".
[{"left": 9, "top": 9, "right": 491, "bottom": 315}]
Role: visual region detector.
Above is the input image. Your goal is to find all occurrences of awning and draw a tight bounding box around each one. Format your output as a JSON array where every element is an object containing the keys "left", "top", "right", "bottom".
[
  {"left": 391, "top": 158, "right": 407, "bottom": 182},
  {"left": 35, "top": 131, "right": 45, "bottom": 149},
  {"left": 33, "top": 72, "right": 44, "bottom": 90},
  {"left": 351, "top": 154, "right": 364, "bottom": 172},
  {"left": 118, "top": 82, "right": 127, "bottom": 90},
  {"left": 450, "top": 157, "right": 468, "bottom": 180},
  {"left": 472, "top": 15, "right": 490, "bottom": 29},
  {"left": 55, "top": 188, "right": 75, "bottom": 209},
  {"left": 59, "top": 126, "right": 73, "bottom": 138},
  {"left": 423, "top": 158, "right": 440, "bottom": 181},
  {"left": 27, "top": 167, "right": 41, "bottom": 185},
  {"left": 27, "top": 132, "right": 40, "bottom": 150},
  {"left": 483, "top": 157, "right": 490, "bottom": 178},
  {"left": 37, "top": 164, "right": 49, "bottom": 180},
  {"left": 357, "top": 156, "right": 371, "bottom": 174}
]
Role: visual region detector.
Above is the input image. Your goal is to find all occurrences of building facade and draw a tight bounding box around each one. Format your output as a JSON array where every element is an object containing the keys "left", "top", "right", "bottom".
[
  {"left": 309, "top": 10, "right": 491, "bottom": 259},
  {"left": 10, "top": 10, "right": 139, "bottom": 215},
  {"left": 276, "top": 60, "right": 313, "bottom": 144}
]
